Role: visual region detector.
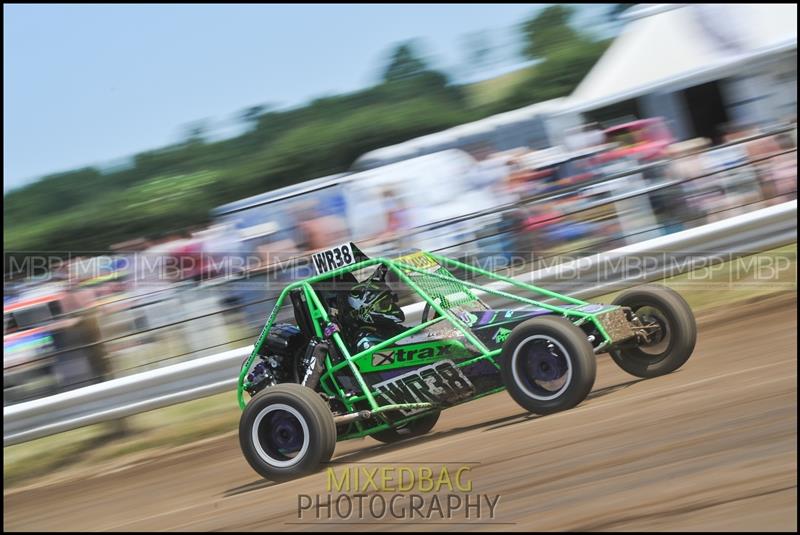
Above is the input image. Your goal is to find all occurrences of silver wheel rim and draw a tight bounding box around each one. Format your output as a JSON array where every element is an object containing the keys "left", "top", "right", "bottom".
[
  {"left": 512, "top": 335, "right": 573, "bottom": 401},
  {"left": 251, "top": 403, "right": 310, "bottom": 468}
]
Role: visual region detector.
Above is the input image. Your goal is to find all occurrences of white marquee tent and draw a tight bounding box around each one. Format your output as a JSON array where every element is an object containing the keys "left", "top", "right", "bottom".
[{"left": 562, "top": 3, "right": 798, "bottom": 114}]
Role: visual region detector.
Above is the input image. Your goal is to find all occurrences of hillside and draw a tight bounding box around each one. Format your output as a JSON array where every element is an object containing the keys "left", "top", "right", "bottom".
[{"left": 464, "top": 65, "right": 537, "bottom": 108}]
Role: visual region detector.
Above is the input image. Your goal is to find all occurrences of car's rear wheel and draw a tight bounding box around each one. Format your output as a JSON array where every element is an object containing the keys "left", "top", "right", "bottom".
[
  {"left": 239, "top": 383, "right": 336, "bottom": 481},
  {"left": 500, "top": 316, "right": 596, "bottom": 415}
]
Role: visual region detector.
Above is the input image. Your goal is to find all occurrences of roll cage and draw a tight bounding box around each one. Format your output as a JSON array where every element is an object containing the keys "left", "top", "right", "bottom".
[{"left": 237, "top": 251, "right": 622, "bottom": 439}]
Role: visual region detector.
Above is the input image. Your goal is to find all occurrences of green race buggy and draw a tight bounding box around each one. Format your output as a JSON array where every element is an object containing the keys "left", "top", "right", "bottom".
[{"left": 237, "top": 243, "right": 697, "bottom": 481}]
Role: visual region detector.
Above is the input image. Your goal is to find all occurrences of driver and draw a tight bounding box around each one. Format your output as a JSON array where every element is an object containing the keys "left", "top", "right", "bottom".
[{"left": 344, "top": 278, "right": 406, "bottom": 352}]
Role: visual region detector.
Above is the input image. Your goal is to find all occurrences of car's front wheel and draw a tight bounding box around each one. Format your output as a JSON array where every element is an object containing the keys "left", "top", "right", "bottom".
[
  {"left": 239, "top": 383, "right": 336, "bottom": 481},
  {"left": 610, "top": 285, "right": 697, "bottom": 378}
]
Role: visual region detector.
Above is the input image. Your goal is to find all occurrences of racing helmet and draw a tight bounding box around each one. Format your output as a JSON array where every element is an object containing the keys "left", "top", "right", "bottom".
[{"left": 346, "top": 279, "right": 405, "bottom": 328}]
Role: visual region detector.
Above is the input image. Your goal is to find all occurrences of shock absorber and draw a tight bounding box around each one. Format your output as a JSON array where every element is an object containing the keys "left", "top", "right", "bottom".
[{"left": 300, "top": 338, "right": 328, "bottom": 390}]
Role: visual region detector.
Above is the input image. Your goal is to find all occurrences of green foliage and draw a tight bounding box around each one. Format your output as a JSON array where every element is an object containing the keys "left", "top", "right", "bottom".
[
  {"left": 5, "top": 18, "right": 612, "bottom": 255},
  {"left": 481, "top": 6, "right": 610, "bottom": 113},
  {"left": 5, "top": 171, "right": 222, "bottom": 253},
  {"left": 382, "top": 41, "right": 430, "bottom": 82},
  {"left": 464, "top": 65, "right": 537, "bottom": 108},
  {"left": 520, "top": 5, "right": 579, "bottom": 60},
  {"left": 502, "top": 38, "right": 611, "bottom": 109},
  {"left": 5, "top": 168, "right": 105, "bottom": 226}
]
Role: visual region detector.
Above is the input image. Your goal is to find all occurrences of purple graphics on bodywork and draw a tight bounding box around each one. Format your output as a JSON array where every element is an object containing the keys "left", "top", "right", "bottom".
[
  {"left": 474, "top": 309, "right": 552, "bottom": 327},
  {"left": 575, "top": 304, "right": 608, "bottom": 313},
  {"left": 478, "top": 310, "right": 497, "bottom": 325},
  {"left": 470, "top": 308, "right": 572, "bottom": 350},
  {"left": 363, "top": 305, "right": 620, "bottom": 390}
]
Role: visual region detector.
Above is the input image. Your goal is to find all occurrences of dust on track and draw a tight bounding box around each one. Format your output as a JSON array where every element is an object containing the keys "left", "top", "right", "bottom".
[{"left": 4, "top": 294, "right": 797, "bottom": 532}]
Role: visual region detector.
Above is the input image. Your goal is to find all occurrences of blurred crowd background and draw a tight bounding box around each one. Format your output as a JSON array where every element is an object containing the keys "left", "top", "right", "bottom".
[{"left": 4, "top": 4, "right": 797, "bottom": 405}]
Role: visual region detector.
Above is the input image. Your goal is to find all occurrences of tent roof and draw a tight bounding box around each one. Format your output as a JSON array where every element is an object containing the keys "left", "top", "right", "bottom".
[{"left": 564, "top": 4, "right": 797, "bottom": 113}]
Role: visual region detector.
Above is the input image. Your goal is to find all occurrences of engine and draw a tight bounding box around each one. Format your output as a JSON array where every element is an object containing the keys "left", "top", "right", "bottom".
[{"left": 244, "top": 324, "right": 306, "bottom": 396}]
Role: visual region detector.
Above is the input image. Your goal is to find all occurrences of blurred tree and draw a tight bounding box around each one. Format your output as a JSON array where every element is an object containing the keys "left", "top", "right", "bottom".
[
  {"left": 379, "top": 40, "right": 467, "bottom": 105},
  {"left": 3, "top": 75, "right": 473, "bottom": 254},
  {"left": 500, "top": 5, "right": 611, "bottom": 111},
  {"left": 382, "top": 41, "right": 430, "bottom": 82},
  {"left": 182, "top": 120, "right": 209, "bottom": 145},
  {"left": 520, "top": 5, "right": 580, "bottom": 60},
  {"left": 517, "top": 38, "right": 611, "bottom": 102},
  {"left": 4, "top": 168, "right": 105, "bottom": 226},
  {"left": 238, "top": 104, "right": 270, "bottom": 129}
]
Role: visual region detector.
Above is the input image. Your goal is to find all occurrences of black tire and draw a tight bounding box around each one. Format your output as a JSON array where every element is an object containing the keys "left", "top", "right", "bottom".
[
  {"left": 610, "top": 285, "right": 697, "bottom": 378},
  {"left": 500, "top": 316, "right": 596, "bottom": 415},
  {"left": 371, "top": 411, "right": 441, "bottom": 444},
  {"left": 239, "top": 383, "right": 336, "bottom": 481}
]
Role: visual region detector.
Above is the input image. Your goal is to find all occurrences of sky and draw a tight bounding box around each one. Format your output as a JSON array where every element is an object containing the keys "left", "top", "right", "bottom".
[{"left": 4, "top": 4, "right": 614, "bottom": 192}]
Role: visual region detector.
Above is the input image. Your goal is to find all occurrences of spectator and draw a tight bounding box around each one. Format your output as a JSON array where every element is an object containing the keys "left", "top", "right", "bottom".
[
  {"left": 565, "top": 123, "right": 605, "bottom": 151},
  {"left": 378, "top": 188, "right": 411, "bottom": 251},
  {"left": 464, "top": 144, "right": 513, "bottom": 191},
  {"left": 294, "top": 199, "right": 348, "bottom": 252}
]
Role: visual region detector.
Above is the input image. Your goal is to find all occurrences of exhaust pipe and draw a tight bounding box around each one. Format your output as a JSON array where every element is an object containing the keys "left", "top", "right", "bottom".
[{"left": 334, "top": 410, "right": 372, "bottom": 424}]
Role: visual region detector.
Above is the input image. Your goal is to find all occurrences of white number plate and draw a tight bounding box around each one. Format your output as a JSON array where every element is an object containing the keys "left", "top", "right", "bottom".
[{"left": 311, "top": 242, "right": 358, "bottom": 275}]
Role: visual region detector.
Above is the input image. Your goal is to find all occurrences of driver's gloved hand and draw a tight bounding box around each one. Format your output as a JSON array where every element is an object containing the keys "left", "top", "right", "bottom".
[{"left": 323, "top": 321, "right": 341, "bottom": 339}]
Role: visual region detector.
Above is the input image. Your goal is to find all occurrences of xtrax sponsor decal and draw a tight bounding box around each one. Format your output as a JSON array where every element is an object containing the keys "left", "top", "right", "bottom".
[
  {"left": 311, "top": 242, "right": 357, "bottom": 275},
  {"left": 371, "top": 351, "right": 394, "bottom": 368},
  {"left": 362, "top": 340, "right": 467, "bottom": 372},
  {"left": 373, "top": 360, "right": 475, "bottom": 415}
]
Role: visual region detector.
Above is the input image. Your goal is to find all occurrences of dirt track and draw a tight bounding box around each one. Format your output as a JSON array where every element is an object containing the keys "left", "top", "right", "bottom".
[{"left": 4, "top": 295, "right": 797, "bottom": 532}]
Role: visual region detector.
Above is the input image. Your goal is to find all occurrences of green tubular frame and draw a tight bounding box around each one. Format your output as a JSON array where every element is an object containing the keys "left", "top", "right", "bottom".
[{"left": 236, "top": 252, "right": 614, "bottom": 438}]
